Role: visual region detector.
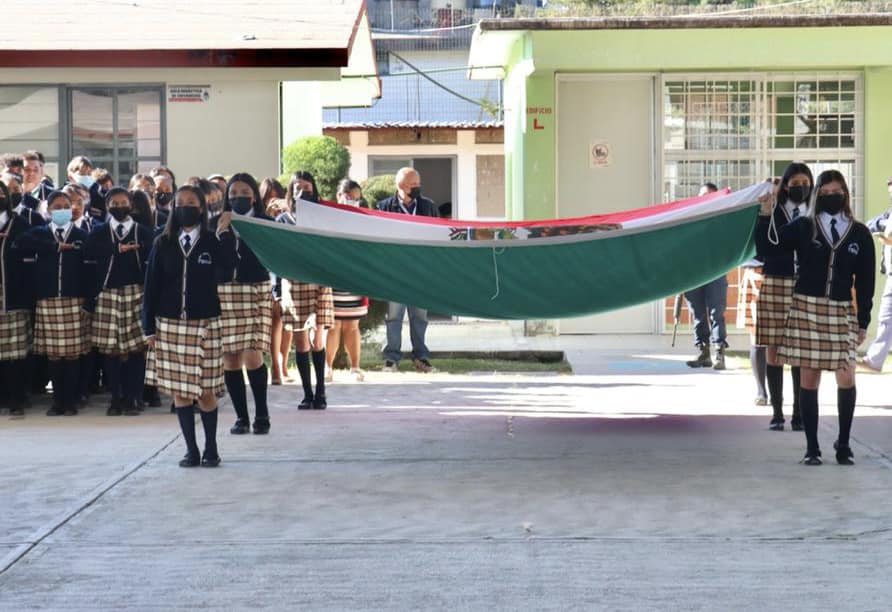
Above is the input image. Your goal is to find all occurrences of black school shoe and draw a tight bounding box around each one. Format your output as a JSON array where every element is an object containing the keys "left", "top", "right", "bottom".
[
  {"left": 313, "top": 395, "right": 327, "bottom": 410},
  {"left": 63, "top": 406, "right": 78, "bottom": 416},
  {"left": 800, "top": 450, "right": 822, "bottom": 466},
  {"left": 298, "top": 395, "right": 314, "bottom": 410},
  {"left": 201, "top": 452, "right": 221, "bottom": 468},
  {"left": 834, "top": 441, "right": 855, "bottom": 465},
  {"left": 107, "top": 398, "right": 123, "bottom": 416},
  {"left": 252, "top": 420, "right": 270, "bottom": 435},
  {"left": 179, "top": 453, "right": 201, "bottom": 468},
  {"left": 122, "top": 400, "right": 141, "bottom": 417},
  {"left": 230, "top": 419, "right": 250, "bottom": 435},
  {"left": 768, "top": 417, "right": 785, "bottom": 431}
]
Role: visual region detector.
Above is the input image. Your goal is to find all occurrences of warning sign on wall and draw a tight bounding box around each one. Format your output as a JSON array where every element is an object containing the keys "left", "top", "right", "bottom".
[{"left": 167, "top": 85, "right": 211, "bottom": 103}]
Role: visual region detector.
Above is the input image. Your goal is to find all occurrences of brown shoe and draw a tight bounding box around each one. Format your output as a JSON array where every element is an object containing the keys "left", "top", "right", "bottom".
[{"left": 413, "top": 359, "right": 436, "bottom": 373}]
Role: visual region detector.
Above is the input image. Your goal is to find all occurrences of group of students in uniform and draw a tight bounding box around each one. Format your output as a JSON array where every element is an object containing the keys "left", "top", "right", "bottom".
[
  {"left": 0, "top": 150, "right": 369, "bottom": 468},
  {"left": 746, "top": 164, "right": 876, "bottom": 466}
]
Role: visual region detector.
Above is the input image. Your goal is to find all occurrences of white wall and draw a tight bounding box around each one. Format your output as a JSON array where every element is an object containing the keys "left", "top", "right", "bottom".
[
  {"left": 338, "top": 129, "right": 503, "bottom": 219},
  {"left": 281, "top": 81, "right": 324, "bottom": 147},
  {"left": 167, "top": 80, "right": 280, "bottom": 179}
]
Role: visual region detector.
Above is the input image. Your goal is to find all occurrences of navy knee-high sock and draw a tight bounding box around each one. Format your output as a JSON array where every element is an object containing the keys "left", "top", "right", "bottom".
[
  {"left": 246, "top": 364, "right": 269, "bottom": 422},
  {"left": 791, "top": 367, "right": 802, "bottom": 423},
  {"left": 312, "top": 350, "right": 326, "bottom": 399},
  {"left": 766, "top": 364, "right": 784, "bottom": 420},
  {"left": 295, "top": 351, "right": 313, "bottom": 400},
  {"left": 176, "top": 405, "right": 199, "bottom": 457},
  {"left": 800, "top": 388, "right": 820, "bottom": 455},
  {"left": 224, "top": 370, "right": 249, "bottom": 422},
  {"left": 64, "top": 360, "right": 80, "bottom": 408},
  {"left": 837, "top": 386, "right": 856, "bottom": 448},
  {"left": 104, "top": 355, "right": 122, "bottom": 399},
  {"left": 200, "top": 407, "right": 219, "bottom": 457},
  {"left": 49, "top": 360, "right": 64, "bottom": 408},
  {"left": 126, "top": 352, "right": 146, "bottom": 403}
]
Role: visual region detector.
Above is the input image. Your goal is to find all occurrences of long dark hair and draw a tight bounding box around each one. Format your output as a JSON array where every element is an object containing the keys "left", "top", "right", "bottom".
[
  {"left": 224, "top": 172, "right": 265, "bottom": 216},
  {"left": 160, "top": 185, "right": 207, "bottom": 243},
  {"left": 777, "top": 162, "right": 814, "bottom": 207},
  {"left": 46, "top": 190, "right": 72, "bottom": 209},
  {"left": 259, "top": 177, "right": 285, "bottom": 205},
  {"left": 285, "top": 170, "right": 319, "bottom": 208},
  {"left": 129, "top": 189, "right": 153, "bottom": 227},
  {"left": 104, "top": 187, "right": 131, "bottom": 208}
]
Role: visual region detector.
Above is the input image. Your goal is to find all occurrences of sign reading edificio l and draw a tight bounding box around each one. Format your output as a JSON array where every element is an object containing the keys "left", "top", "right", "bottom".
[{"left": 167, "top": 85, "right": 211, "bottom": 103}]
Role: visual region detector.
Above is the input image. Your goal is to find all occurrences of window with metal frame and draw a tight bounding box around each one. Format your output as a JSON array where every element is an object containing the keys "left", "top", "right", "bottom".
[
  {"left": 0, "top": 86, "right": 62, "bottom": 182},
  {"left": 660, "top": 73, "right": 863, "bottom": 334}
]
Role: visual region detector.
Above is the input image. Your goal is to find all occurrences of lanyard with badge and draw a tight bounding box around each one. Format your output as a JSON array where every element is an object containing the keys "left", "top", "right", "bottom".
[{"left": 399, "top": 201, "right": 417, "bottom": 216}]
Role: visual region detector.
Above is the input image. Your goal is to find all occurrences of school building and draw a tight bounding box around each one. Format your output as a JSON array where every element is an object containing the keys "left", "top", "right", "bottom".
[
  {"left": 468, "top": 14, "right": 892, "bottom": 339},
  {"left": 0, "top": 0, "right": 379, "bottom": 186}
]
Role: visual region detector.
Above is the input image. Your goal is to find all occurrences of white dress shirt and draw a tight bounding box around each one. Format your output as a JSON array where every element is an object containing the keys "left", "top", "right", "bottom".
[
  {"left": 783, "top": 201, "right": 807, "bottom": 221},
  {"left": 179, "top": 227, "right": 199, "bottom": 251},
  {"left": 110, "top": 217, "right": 134, "bottom": 239},
  {"left": 0, "top": 211, "right": 8, "bottom": 230},
  {"left": 818, "top": 211, "right": 851, "bottom": 245}
]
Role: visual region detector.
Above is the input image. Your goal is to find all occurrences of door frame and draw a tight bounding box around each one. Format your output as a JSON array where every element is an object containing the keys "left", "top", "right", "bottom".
[{"left": 553, "top": 72, "right": 661, "bottom": 335}]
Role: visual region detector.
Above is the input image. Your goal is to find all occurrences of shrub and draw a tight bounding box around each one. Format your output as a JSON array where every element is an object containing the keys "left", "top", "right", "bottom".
[
  {"left": 281, "top": 135, "right": 350, "bottom": 200},
  {"left": 361, "top": 174, "right": 396, "bottom": 208}
]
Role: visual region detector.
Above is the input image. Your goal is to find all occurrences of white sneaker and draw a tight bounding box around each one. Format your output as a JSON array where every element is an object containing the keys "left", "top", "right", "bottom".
[
  {"left": 350, "top": 368, "right": 365, "bottom": 382},
  {"left": 324, "top": 365, "right": 333, "bottom": 383},
  {"left": 382, "top": 360, "right": 398, "bottom": 373}
]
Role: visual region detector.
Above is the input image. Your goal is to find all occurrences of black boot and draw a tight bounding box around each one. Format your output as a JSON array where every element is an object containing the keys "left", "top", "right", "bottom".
[
  {"left": 224, "top": 369, "right": 250, "bottom": 434},
  {"left": 176, "top": 405, "right": 201, "bottom": 467},
  {"left": 835, "top": 386, "right": 856, "bottom": 465},
  {"left": 295, "top": 351, "right": 314, "bottom": 409},
  {"left": 800, "top": 388, "right": 821, "bottom": 465},
  {"left": 712, "top": 345, "right": 726, "bottom": 371},
  {"left": 790, "top": 367, "right": 802, "bottom": 431},
  {"left": 200, "top": 407, "right": 221, "bottom": 467},
  {"left": 766, "top": 364, "right": 784, "bottom": 430},
  {"left": 247, "top": 364, "right": 270, "bottom": 434},
  {"left": 312, "top": 350, "right": 327, "bottom": 410},
  {"left": 685, "top": 345, "right": 712, "bottom": 368}
]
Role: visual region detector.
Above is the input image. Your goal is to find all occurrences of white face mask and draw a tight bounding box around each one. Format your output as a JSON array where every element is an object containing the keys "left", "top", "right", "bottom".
[
  {"left": 340, "top": 198, "right": 360, "bottom": 207},
  {"left": 74, "top": 173, "right": 95, "bottom": 189}
]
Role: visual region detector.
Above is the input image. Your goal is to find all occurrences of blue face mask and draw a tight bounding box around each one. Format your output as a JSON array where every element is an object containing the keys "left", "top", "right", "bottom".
[
  {"left": 74, "top": 174, "right": 95, "bottom": 189},
  {"left": 51, "top": 209, "right": 72, "bottom": 226}
]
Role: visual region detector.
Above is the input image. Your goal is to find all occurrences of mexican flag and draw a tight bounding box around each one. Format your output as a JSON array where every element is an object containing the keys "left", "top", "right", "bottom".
[{"left": 232, "top": 182, "right": 769, "bottom": 320}]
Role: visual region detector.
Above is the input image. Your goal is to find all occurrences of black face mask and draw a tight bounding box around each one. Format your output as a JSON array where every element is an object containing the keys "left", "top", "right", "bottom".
[
  {"left": 155, "top": 192, "right": 173, "bottom": 210},
  {"left": 230, "top": 196, "right": 253, "bottom": 215},
  {"left": 295, "top": 190, "right": 318, "bottom": 204},
  {"left": 409, "top": 186, "right": 422, "bottom": 201},
  {"left": 10, "top": 193, "right": 22, "bottom": 208},
  {"left": 109, "top": 207, "right": 131, "bottom": 222},
  {"left": 816, "top": 193, "right": 846, "bottom": 216},
  {"left": 786, "top": 184, "right": 811, "bottom": 204},
  {"left": 175, "top": 205, "right": 201, "bottom": 227}
]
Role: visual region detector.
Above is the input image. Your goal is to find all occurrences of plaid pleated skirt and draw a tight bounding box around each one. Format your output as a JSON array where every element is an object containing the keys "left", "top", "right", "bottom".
[
  {"left": 146, "top": 316, "right": 224, "bottom": 401},
  {"left": 778, "top": 293, "right": 858, "bottom": 371},
  {"left": 33, "top": 297, "right": 87, "bottom": 359},
  {"left": 218, "top": 281, "right": 273, "bottom": 354},
  {"left": 736, "top": 266, "right": 763, "bottom": 337},
  {"left": 282, "top": 282, "right": 334, "bottom": 331},
  {"left": 0, "top": 309, "right": 31, "bottom": 361},
  {"left": 91, "top": 284, "right": 145, "bottom": 355},
  {"left": 754, "top": 275, "right": 796, "bottom": 346}
]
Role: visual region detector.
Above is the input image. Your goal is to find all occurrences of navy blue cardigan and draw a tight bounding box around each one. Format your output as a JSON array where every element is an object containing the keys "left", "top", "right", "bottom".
[
  {"left": 13, "top": 224, "right": 90, "bottom": 301},
  {"left": 141, "top": 229, "right": 236, "bottom": 335},
  {"left": 775, "top": 215, "right": 875, "bottom": 329},
  {"left": 84, "top": 221, "right": 154, "bottom": 296},
  {"left": 0, "top": 213, "right": 35, "bottom": 311},
  {"left": 210, "top": 212, "right": 273, "bottom": 284},
  {"left": 755, "top": 205, "right": 798, "bottom": 277}
]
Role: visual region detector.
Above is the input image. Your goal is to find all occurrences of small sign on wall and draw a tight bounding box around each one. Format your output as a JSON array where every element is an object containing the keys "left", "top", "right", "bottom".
[
  {"left": 168, "top": 85, "right": 211, "bottom": 103},
  {"left": 590, "top": 141, "right": 611, "bottom": 168}
]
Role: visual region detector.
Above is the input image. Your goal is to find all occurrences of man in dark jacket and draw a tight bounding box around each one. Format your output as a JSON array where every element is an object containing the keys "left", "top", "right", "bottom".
[{"left": 376, "top": 167, "right": 437, "bottom": 373}]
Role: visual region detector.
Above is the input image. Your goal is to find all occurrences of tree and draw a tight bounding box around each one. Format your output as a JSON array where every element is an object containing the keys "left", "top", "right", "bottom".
[
  {"left": 361, "top": 174, "right": 396, "bottom": 208},
  {"left": 281, "top": 135, "right": 351, "bottom": 200}
]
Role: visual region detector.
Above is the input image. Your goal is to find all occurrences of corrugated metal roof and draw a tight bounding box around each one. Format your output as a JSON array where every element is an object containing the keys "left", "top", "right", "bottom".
[
  {"left": 0, "top": 0, "right": 366, "bottom": 68},
  {"left": 478, "top": 13, "right": 892, "bottom": 31},
  {"left": 324, "top": 121, "right": 503, "bottom": 129}
]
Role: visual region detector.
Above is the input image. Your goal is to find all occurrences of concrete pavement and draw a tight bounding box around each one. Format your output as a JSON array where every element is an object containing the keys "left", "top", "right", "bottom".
[{"left": 2, "top": 354, "right": 892, "bottom": 610}]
